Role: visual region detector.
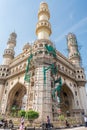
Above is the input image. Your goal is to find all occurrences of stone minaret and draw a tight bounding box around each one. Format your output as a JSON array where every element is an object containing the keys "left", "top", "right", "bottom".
[
  {"left": 67, "top": 33, "right": 81, "bottom": 67},
  {"left": 0, "top": 32, "right": 17, "bottom": 110},
  {"left": 3, "top": 32, "right": 17, "bottom": 65},
  {"left": 36, "top": 2, "right": 52, "bottom": 39},
  {"left": 29, "top": 2, "right": 53, "bottom": 122},
  {"left": 67, "top": 33, "right": 87, "bottom": 114}
]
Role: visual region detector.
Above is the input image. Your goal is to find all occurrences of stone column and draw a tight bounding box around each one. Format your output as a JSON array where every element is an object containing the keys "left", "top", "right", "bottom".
[
  {"left": 25, "top": 82, "right": 30, "bottom": 111},
  {"left": 34, "top": 65, "right": 52, "bottom": 122},
  {"left": 0, "top": 80, "right": 5, "bottom": 112},
  {"left": 79, "top": 86, "right": 87, "bottom": 114}
]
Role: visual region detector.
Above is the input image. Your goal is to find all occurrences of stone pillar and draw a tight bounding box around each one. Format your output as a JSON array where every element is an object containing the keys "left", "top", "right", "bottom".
[
  {"left": 0, "top": 81, "right": 4, "bottom": 104},
  {"left": 34, "top": 65, "right": 52, "bottom": 122},
  {"left": 25, "top": 82, "right": 30, "bottom": 111},
  {"left": 79, "top": 86, "right": 87, "bottom": 114}
]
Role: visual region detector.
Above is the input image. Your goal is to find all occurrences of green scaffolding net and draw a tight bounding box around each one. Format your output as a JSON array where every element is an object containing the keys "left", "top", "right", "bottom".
[
  {"left": 45, "top": 44, "right": 56, "bottom": 58},
  {"left": 43, "top": 63, "right": 58, "bottom": 85},
  {"left": 52, "top": 77, "right": 62, "bottom": 102},
  {"left": 24, "top": 53, "right": 33, "bottom": 82},
  {"left": 44, "top": 44, "right": 62, "bottom": 102}
]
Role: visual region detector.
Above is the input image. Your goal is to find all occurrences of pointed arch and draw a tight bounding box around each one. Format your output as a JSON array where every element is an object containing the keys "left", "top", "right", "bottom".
[
  {"left": 60, "top": 83, "right": 74, "bottom": 115},
  {"left": 7, "top": 82, "right": 27, "bottom": 113}
]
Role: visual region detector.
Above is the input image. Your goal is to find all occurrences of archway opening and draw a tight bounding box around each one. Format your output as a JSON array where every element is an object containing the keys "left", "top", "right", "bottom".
[
  {"left": 7, "top": 82, "right": 26, "bottom": 114},
  {"left": 60, "top": 83, "right": 74, "bottom": 116},
  {"left": 52, "top": 83, "right": 74, "bottom": 119}
]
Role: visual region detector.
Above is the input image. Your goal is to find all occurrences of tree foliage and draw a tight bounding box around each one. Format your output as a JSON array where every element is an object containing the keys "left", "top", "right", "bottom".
[
  {"left": 18, "top": 110, "right": 26, "bottom": 117},
  {"left": 25, "top": 110, "right": 39, "bottom": 121}
]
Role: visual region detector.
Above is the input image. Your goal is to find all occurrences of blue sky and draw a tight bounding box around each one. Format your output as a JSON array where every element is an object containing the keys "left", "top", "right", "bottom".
[{"left": 0, "top": 0, "right": 87, "bottom": 88}]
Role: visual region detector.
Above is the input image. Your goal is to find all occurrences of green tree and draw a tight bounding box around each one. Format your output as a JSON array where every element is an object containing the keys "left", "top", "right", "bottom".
[
  {"left": 25, "top": 110, "right": 39, "bottom": 126},
  {"left": 18, "top": 110, "right": 26, "bottom": 117},
  {"left": 11, "top": 106, "right": 17, "bottom": 117}
]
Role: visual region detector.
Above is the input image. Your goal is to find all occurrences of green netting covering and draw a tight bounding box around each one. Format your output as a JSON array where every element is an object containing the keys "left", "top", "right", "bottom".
[
  {"left": 26, "top": 54, "right": 33, "bottom": 73},
  {"left": 24, "top": 53, "right": 33, "bottom": 82},
  {"left": 43, "top": 63, "right": 58, "bottom": 85},
  {"left": 51, "top": 63, "right": 58, "bottom": 75},
  {"left": 45, "top": 44, "right": 56, "bottom": 58},
  {"left": 52, "top": 77, "right": 62, "bottom": 102},
  {"left": 54, "top": 77, "right": 62, "bottom": 84},
  {"left": 24, "top": 73, "right": 31, "bottom": 82},
  {"left": 43, "top": 66, "right": 51, "bottom": 84}
]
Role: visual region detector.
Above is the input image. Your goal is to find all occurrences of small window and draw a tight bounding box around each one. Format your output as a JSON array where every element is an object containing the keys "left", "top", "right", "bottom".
[
  {"left": 82, "top": 76, "right": 84, "bottom": 79},
  {"left": 45, "top": 51, "right": 48, "bottom": 54},
  {"left": 32, "top": 72, "right": 34, "bottom": 76},
  {"left": 39, "top": 51, "right": 43, "bottom": 54},
  {"left": 7, "top": 69, "right": 9, "bottom": 72},
  {"left": 78, "top": 75, "right": 80, "bottom": 78},
  {"left": 31, "top": 82, "right": 34, "bottom": 86},
  {"left": 74, "top": 84, "right": 76, "bottom": 87},
  {"left": 3, "top": 68, "right": 6, "bottom": 71},
  {"left": 5, "top": 90, "right": 7, "bottom": 94},
  {"left": 2, "top": 73, "right": 4, "bottom": 76},
  {"left": 51, "top": 82, "right": 54, "bottom": 88},
  {"left": 75, "top": 91, "right": 77, "bottom": 96},
  {"left": 35, "top": 52, "right": 37, "bottom": 56},
  {"left": 77, "top": 100, "right": 79, "bottom": 106},
  {"left": 45, "top": 22, "right": 47, "bottom": 25},
  {"left": 39, "top": 44, "right": 43, "bottom": 47},
  {"left": 41, "top": 22, "right": 43, "bottom": 25}
]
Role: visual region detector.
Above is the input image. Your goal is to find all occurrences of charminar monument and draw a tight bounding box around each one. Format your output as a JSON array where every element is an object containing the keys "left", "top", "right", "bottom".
[{"left": 0, "top": 2, "right": 87, "bottom": 121}]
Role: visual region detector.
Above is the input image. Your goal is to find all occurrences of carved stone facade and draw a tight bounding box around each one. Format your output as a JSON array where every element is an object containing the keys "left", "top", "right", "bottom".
[{"left": 0, "top": 2, "right": 87, "bottom": 121}]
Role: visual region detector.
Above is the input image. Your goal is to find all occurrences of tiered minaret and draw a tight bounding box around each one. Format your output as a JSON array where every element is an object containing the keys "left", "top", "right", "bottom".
[
  {"left": 36, "top": 2, "right": 52, "bottom": 39},
  {"left": 3, "top": 32, "right": 17, "bottom": 65},
  {"left": 67, "top": 33, "right": 81, "bottom": 67}
]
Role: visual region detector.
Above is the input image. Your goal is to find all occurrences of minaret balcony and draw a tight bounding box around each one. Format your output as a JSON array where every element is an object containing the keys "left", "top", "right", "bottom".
[
  {"left": 69, "top": 52, "right": 80, "bottom": 57},
  {"left": 3, "top": 49, "right": 15, "bottom": 58},
  {"left": 38, "top": 8, "right": 50, "bottom": 19},
  {"left": 7, "top": 39, "right": 16, "bottom": 46},
  {"left": 0, "top": 65, "right": 9, "bottom": 79},
  {"left": 36, "top": 20, "right": 51, "bottom": 36}
]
